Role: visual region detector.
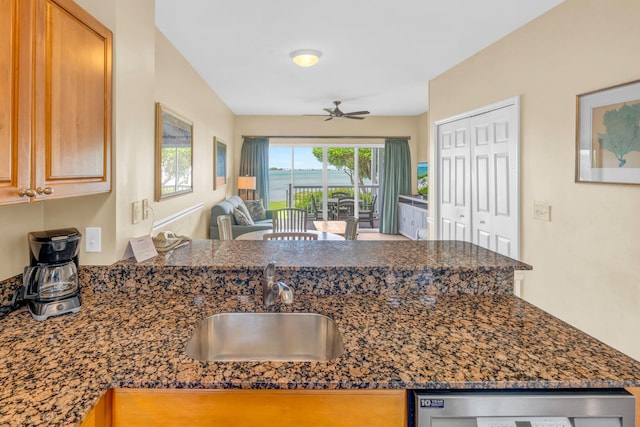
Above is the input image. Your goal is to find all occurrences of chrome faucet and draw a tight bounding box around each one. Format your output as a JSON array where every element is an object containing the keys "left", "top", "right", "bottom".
[{"left": 262, "top": 261, "right": 294, "bottom": 307}]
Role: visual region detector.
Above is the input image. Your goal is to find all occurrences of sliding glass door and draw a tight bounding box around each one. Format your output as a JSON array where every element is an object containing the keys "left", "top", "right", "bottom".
[{"left": 269, "top": 143, "right": 383, "bottom": 229}]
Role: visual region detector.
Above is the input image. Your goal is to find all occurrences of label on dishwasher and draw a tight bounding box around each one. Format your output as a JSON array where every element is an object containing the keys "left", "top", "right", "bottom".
[
  {"left": 418, "top": 398, "right": 445, "bottom": 408},
  {"left": 477, "top": 417, "right": 571, "bottom": 427}
]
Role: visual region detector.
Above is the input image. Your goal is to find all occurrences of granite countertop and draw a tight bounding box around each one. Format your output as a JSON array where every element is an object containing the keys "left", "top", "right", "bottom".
[
  {"left": 1, "top": 240, "right": 639, "bottom": 426},
  {"left": 125, "top": 239, "right": 532, "bottom": 270}
]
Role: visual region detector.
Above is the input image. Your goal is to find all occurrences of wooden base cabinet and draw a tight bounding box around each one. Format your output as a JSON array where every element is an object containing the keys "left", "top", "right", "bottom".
[
  {"left": 79, "top": 389, "right": 112, "bottom": 427},
  {"left": 81, "top": 389, "right": 407, "bottom": 427},
  {"left": 0, "top": 0, "right": 112, "bottom": 205}
]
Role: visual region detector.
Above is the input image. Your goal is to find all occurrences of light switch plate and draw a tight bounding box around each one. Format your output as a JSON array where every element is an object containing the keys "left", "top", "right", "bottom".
[
  {"left": 85, "top": 227, "right": 101, "bottom": 252},
  {"left": 532, "top": 202, "right": 551, "bottom": 222},
  {"left": 142, "top": 199, "right": 149, "bottom": 220},
  {"left": 132, "top": 201, "right": 140, "bottom": 224}
]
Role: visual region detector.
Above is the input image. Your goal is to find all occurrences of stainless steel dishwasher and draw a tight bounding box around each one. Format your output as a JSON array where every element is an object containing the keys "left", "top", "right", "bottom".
[{"left": 413, "top": 389, "right": 635, "bottom": 427}]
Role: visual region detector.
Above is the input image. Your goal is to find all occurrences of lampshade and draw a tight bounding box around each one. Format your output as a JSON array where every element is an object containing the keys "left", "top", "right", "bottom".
[
  {"left": 237, "top": 176, "right": 256, "bottom": 190},
  {"left": 290, "top": 49, "right": 322, "bottom": 67}
]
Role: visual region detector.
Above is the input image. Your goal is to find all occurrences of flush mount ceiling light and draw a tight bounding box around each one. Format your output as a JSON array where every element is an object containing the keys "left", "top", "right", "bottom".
[{"left": 290, "top": 49, "right": 322, "bottom": 67}]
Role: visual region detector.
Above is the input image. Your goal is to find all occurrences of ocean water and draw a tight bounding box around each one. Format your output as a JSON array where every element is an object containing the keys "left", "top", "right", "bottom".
[{"left": 269, "top": 169, "right": 355, "bottom": 201}]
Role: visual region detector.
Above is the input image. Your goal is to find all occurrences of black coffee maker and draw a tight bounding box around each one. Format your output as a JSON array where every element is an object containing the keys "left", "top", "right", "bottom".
[{"left": 22, "top": 228, "right": 82, "bottom": 321}]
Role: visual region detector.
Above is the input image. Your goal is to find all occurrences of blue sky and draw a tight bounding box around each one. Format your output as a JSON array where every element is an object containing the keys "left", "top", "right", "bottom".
[{"left": 269, "top": 147, "right": 323, "bottom": 169}]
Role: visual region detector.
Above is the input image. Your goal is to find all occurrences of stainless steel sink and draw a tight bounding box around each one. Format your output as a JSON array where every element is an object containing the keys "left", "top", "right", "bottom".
[{"left": 185, "top": 312, "right": 344, "bottom": 362}]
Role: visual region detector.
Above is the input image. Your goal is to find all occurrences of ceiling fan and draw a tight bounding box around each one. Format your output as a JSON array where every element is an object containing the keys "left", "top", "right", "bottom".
[{"left": 313, "top": 101, "right": 370, "bottom": 121}]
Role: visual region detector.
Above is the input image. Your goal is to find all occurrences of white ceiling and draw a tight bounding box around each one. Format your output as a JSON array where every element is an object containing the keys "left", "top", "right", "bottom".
[{"left": 155, "top": 0, "right": 564, "bottom": 117}]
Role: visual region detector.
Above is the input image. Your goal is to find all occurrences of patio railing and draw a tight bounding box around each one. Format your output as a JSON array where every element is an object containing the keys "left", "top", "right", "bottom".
[{"left": 286, "top": 184, "right": 380, "bottom": 220}]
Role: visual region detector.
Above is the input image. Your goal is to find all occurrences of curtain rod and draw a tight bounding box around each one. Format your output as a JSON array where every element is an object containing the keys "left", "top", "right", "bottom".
[{"left": 242, "top": 135, "right": 411, "bottom": 140}]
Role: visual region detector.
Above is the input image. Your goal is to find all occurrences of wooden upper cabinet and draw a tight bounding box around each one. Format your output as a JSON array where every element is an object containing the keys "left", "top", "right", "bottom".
[
  {"left": 32, "top": 0, "right": 112, "bottom": 200},
  {"left": 0, "top": 0, "right": 112, "bottom": 205},
  {"left": 0, "top": 0, "right": 31, "bottom": 205}
]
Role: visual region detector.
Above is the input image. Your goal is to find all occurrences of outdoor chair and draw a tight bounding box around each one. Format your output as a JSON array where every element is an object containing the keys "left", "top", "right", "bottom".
[
  {"left": 331, "top": 191, "right": 349, "bottom": 197},
  {"left": 310, "top": 194, "right": 323, "bottom": 220},
  {"left": 216, "top": 215, "right": 234, "bottom": 240},
  {"left": 263, "top": 232, "right": 317, "bottom": 240},
  {"left": 272, "top": 208, "right": 308, "bottom": 232},
  {"left": 334, "top": 197, "right": 355, "bottom": 220},
  {"left": 358, "top": 194, "right": 377, "bottom": 228},
  {"left": 344, "top": 217, "right": 359, "bottom": 240}
]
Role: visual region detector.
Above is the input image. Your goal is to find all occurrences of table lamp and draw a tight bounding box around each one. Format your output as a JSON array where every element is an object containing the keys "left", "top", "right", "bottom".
[{"left": 237, "top": 176, "right": 256, "bottom": 200}]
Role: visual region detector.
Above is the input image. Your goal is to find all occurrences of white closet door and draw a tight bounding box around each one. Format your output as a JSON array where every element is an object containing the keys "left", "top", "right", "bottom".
[
  {"left": 437, "top": 118, "right": 471, "bottom": 242},
  {"left": 470, "top": 105, "right": 518, "bottom": 258},
  {"left": 436, "top": 97, "right": 520, "bottom": 260}
]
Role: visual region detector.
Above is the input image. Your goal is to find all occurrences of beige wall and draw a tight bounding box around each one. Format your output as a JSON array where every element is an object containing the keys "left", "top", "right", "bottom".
[
  {"left": 153, "top": 30, "right": 236, "bottom": 237},
  {"left": 0, "top": 0, "right": 235, "bottom": 281},
  {"left": 429, "top": 0, "right": 640, "bottom": 360},
  {"left": 235, "top": 115, "right": 423, "bottom": 193},
  {"left": 416, "top": 111, "right": 429, "bottom": 165}
]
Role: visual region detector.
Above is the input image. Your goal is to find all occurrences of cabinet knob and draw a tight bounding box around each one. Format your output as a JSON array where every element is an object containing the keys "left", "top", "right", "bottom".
[
  {"left": 36, "top": 186, "right": 54, "bottom": 195},
  {"left": 18, "top": 188, "right": 36, "bottom": 198}
]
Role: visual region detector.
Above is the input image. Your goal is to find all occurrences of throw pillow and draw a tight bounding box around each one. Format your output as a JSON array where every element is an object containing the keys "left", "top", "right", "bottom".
[
  {"left": 233, "top": 207, "right": 254, "bottom": 226},
  {"left": 237, "top": 201, "right": 253, "bottom": 222},
  {"left": 245, "top": 200, "right": 267, "bottom": 221}
]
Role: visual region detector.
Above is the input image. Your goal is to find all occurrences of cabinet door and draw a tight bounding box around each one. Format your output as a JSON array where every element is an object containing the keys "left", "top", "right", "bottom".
[
  {"left": 413, "top": 207, "right": 428, "bottom": 238},
  {"left": 437, "top": 118, "right": 471, "bottom": 241},
  {"left": 398, "top": 203, "right": 412, "bottom": 238},
  {"left": 0, "top": 0, "right": 31, "bottom": 204},
  {"left": 112, "top": 389, "right": 406, "bottom": 427},
  {"left": 32, "top": 0, "right": 112, "bottom": 200}
]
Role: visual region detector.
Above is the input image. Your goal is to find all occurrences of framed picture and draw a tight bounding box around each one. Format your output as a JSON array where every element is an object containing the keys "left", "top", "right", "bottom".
[
  {"left": 576, "top": 79, "right": 640, "bottom": 184},
  {"left": 155, "top": 103, "right": 193, "bottom": 200},
  {"left": 417, "top": 161, "right": 429, "bottom": 196},
  {"left": 214, "top": 137, "right": 227, "bottom": 189}
]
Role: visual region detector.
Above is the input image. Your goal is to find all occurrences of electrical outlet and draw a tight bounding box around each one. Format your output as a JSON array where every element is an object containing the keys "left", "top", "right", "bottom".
[
  {"left": 132, "top": 201, "right": 140, "bottom": 224},
  {"left": 85, "top": 227, "right": 101, "bottom": 252},
  {"left": 532, "top": 202, "right": 551, "bottom": 222},
  {"left": 142, "top": 199, "right": 149, "bottom": 220}
]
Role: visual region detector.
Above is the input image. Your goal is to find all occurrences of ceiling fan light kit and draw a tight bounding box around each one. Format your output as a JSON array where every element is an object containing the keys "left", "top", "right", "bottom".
[{"left": 290, "top": 49, "right": 322, "bottom": 67}]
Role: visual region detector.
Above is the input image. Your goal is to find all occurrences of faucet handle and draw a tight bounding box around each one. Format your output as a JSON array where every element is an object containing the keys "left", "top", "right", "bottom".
[
  {"left": 264, "top": 261, "right": 276, "bottom": 279},
  {"left": 276, "top": 281, "right": 294, "bottom": 305}
]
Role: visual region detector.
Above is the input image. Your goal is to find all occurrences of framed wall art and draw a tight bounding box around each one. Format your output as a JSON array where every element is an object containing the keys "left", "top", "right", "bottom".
[
  {"left": 155, "top": 103, "right": 193, "bottom": 200},
  {"left": 214, "top": 137, "right": 227, "bottom": 189},
  {"left": 576, "top": 79, "right": 640, "bottom": 184},
  {"left": 417, "top": 161, "right": 429, "bottom": 196}
]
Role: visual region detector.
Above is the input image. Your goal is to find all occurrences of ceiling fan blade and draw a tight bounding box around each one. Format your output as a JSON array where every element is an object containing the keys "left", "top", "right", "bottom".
[
  {"left": 344, "top": 115, "right": 365, "bottom": 120},
  {"left": 344, "top": 111, "right": 370, "bottom": 115},
  {"left": 324, "top": 117, "right": 333, "bottom": 121},
  {"left": 323, "top": 108, "right": 334, "bottom": 114}
]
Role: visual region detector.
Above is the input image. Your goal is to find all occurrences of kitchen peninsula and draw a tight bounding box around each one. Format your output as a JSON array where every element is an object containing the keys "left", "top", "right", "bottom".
[{"left": 1, "top": 240, "right": 639, "bottom": 426}]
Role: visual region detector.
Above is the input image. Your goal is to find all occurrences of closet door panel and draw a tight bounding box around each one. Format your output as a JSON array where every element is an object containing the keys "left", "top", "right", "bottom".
[
  {"left": 471, "top": 117, "right": 493, "bottom": 249},
  {"left": 438, "top": 118, "right": 470, "bottom": 241},
  {"left": 488, "top": 108, "right": 518, "bottom": 258}
]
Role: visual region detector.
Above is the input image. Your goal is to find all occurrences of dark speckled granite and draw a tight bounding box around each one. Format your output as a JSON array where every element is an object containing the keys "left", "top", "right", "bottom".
[
  {"left": 1, "top": 240, "right": 638, "bottom": 427},
  {"left": 76, "top": 240, "right": 530, "bottom": 297}
]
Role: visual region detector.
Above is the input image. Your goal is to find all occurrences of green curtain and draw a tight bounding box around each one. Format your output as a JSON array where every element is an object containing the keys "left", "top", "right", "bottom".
[
  {"left": 379, "top": 138, "right": 411, "bottom": 234},
  {"left": 239, "top": 137, "right": 269, "bottom": 206}
]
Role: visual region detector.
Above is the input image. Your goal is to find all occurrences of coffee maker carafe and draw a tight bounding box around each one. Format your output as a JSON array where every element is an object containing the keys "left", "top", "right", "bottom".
[{"left": 23, "top": 228, "right": 82, "bottom": 321}]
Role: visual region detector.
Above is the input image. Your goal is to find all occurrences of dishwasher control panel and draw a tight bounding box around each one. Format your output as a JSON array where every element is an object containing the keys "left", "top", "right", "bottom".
[
  {"left": 414, "top": 389, "right": 635, "bottom": 427},
  {"left": 478, "top": 418, "right": 571, "bottom": 427}
]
